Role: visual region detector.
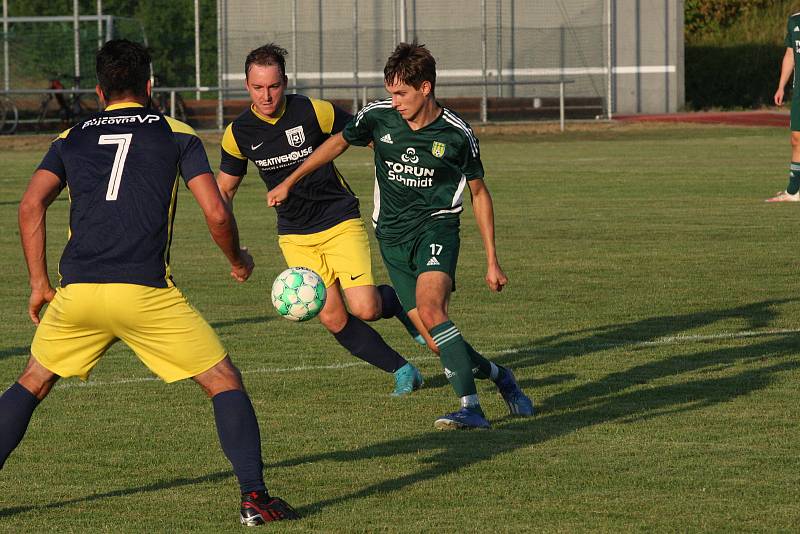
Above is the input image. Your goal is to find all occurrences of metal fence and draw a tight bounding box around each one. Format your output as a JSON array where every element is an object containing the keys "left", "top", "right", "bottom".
[
  {"left": 4, "top": 1, "right": 685, "bottom": 133},
  {"left": 220, "top": 0, "right": 611, "bottom": 123}
]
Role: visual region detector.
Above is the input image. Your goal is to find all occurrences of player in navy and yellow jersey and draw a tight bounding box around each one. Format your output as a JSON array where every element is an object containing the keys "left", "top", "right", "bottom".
[
  {"left": 768, "top": 12, "right": 800, "bottom": 202},
  {"left": 269, "top": 43, "right": 534, "bottom": 430},
  {"left": 0, "top": 40, "right": 297, "bottom": 525},
  {"left": 217, "top": 43, "right": 424, "bottom": 396}
]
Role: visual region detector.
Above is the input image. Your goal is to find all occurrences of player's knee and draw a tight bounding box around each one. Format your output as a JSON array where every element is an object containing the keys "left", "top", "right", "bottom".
[
  {"left": 17, "top": 358, "right": 59, "bottom": 400},
  {"left": 349, "top": 301, "right": 381, "bottom": 321},
  {"left": 416, "top": 305, "right": 447, "bottom": 330},
  {"left": 194, "top": 357, "right": 244, "bottom": 397},
  {"left": 319, "top": 310, "right": 348, "bottom": 333},
  {"left": 791, "top": 133, "right": 800, "bottom": 148}
]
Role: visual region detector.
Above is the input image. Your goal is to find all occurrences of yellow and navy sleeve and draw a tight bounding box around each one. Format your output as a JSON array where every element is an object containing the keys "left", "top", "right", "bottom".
[
  {"left": 36, "top": 128, "right": 73, "bottom": 188},
  {"left": 311, "top": 98, "right": 352, "bottom": 135},
  {"left": 219, "top": 123, "right": 248, "bottom": 177},
  {"left": 166, "top": 116, "right": 212, "bottom": 184}
]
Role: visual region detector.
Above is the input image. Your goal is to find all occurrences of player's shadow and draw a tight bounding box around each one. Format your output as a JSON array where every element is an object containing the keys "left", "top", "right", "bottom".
[
  {"left": 0, "top": 198, "right": 67, "bottom": 207},
  {"left": 268, "top": 322, "right": 799, "bottom": 518},
  {"left": 0, "top": 470, "right": 233, "bottom": 517},
  {"left": 491, "top": 297, "right": 797, "bottom": 372},
  {"left": 210, "top": 315, "right": 275, "bottom": 329},
  {"left": 417, "top": 298, "right": 796, "bottom": 391},
  {"left": 0, "top": 346, "right": 29, "bottom": 361}
]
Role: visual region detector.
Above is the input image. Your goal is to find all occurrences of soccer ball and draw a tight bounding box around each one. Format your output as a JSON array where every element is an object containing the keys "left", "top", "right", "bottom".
[{"left": 271, "top": 267, "right": 327, "bottom": 322}]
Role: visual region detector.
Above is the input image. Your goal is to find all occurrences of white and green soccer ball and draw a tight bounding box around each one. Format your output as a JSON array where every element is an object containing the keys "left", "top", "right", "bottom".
[{"left": 271, "top": 267, "right": 327, "bottom": 322}]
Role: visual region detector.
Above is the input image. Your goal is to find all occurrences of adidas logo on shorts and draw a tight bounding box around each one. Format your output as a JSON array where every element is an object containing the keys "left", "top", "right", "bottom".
[
  {"left": 426, "top": 256, "right": 440, "bottom": 266},
  {"left": 444, "top": 367, "right": 455, "bottom": 378},
  {"left": 380, "top": 133, "right": 393, "bottom": 144}
]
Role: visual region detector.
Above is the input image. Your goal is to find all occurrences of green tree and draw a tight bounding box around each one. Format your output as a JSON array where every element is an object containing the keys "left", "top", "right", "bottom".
[{"left": 6, "top": 0, "right": 216, "bottom": 90}]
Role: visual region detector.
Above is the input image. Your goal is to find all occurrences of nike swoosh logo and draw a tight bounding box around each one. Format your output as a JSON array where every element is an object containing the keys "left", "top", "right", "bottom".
[
  {"left": 350, "top": 273, "right": 365, "bottom": 280},
  {"left": 251, "top": 142, "right": 263, "bottom": 150}
]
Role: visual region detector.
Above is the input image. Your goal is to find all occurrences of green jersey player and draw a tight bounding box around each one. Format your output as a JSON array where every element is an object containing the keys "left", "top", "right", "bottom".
[
  {"left": 768, "top": 11, "right": 800, "bottom": 202},
  {"left": 268, "top": 43, "right": 534, "bottom": 430}
]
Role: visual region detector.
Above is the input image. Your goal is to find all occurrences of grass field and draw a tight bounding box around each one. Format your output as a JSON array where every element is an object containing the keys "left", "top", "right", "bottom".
[{"left": 0, "top": 123, "right": 799, "bottom": 532}]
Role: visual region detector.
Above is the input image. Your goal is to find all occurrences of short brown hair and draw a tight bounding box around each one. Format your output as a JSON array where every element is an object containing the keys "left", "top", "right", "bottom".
[
  {"left": 383, "top": 42, "right": 436, "bottom": 92},
  {"left": 245, "top": 43, "right": 288, "bottom": 78}
]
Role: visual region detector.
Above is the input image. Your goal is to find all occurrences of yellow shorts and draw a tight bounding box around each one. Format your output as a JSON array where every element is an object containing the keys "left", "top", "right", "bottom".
[
  {"left": 278, "top": 218, "right": 375, "bottom": 289},
  {"left": 31, "top": 283, "right": 227, "bottom": 383}
]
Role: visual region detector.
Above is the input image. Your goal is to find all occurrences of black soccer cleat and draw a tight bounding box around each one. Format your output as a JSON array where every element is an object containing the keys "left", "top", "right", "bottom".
[{"left": 240, "top": 491, "right": 299, "bottom": 525}]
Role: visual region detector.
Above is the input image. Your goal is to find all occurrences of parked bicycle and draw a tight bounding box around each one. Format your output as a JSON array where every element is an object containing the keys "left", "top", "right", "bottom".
[
  {"left": 150, "top": 75, "right": 187, "bottom": 122},
  {"left": 36, "top": 74, "right": 100, "bottom": 133},
  {"left": 0, "top": 95, "right": 18, "bottom": 135}
]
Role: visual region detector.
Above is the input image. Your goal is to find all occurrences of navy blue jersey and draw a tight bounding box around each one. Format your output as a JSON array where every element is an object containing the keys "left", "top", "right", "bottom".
[
  {"left": 37, "top": 102, "right": 212, "bottom": 288},
  {"left": 219, "top": 94, "right": 359, "bottom": 235}
]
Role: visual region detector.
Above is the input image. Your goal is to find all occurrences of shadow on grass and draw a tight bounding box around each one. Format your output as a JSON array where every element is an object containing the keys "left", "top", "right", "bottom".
[
  {"left": 264, "top": 298, "right": 800, "bottom": 517},
  {"left": 276, "top": 334, "right": 798, "bottom": 518},
  {"left": 416, "top": 298, "right": 796, "bottom": 391},
  {"left": 0, "top": 197, "right": 67, "bottom": 207},
  {"left": 210, "top": 315, "right": 274, "bottom": 329},
  {"left": 0, "top": 470, "right": 233, "bottom": 517},
  {"left": 0, "top": 346, "right": 29, "bottom": 361},
  {"left": 494, "top": 298, "right": 797, "bottom": 371},
  {"left": 1, "top": 300, "right": 796, "bottom": 520}
]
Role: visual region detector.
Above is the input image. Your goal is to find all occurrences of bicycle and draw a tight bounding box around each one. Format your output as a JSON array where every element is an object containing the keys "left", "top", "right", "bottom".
[
  {"left": 150, "top": 75, "right": 187, "bottom": 122},
  {"left": 0, "top": 95, "right": 19, "bottom": 135},
  {"left": 36, "top": 74, "right": 100, "bottom": 133}
]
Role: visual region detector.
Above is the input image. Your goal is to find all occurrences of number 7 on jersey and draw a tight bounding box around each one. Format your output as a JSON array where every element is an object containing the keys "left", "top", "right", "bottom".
[{"left": 98, "top": 133, "right": 132, "bottom": 201}]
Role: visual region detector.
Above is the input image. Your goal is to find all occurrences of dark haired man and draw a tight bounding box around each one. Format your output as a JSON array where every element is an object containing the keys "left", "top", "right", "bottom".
[
  {"left": 217, "top": 43, "right": 425, "bottom": 397},
  {"left": 268, "top": 43, "right": 534, "bottom": 430},
  {"left": 0, "top": 39, "right": 297, "bottom": 525}
]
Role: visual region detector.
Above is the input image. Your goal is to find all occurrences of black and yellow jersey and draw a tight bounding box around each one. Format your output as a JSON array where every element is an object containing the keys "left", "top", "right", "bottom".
[
  {"left": 37, "top": 102, "right": 212, "bottom": 288},
  {"left": 219, "top": 93, "right": 359, "bottom": 235}
]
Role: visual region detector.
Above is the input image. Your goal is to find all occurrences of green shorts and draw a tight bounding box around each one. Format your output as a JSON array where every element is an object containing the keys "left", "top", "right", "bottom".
[
  {"left": 792, "top": 94, "right": 800, "bottom": 131},
  {"left": 378, "top": 218, "right": 460, "bottom": 312}
]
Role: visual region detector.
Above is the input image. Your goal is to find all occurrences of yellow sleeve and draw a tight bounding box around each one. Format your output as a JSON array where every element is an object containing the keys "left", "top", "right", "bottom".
[
  {"left": 165, "top": 116, "right": 198, "bottom": 136},
  {"left": 310, "top": 98, "right": 335, "bottom": 135},
  {"left": 221, "top": 123, "right": 246, "bottom": 159}
]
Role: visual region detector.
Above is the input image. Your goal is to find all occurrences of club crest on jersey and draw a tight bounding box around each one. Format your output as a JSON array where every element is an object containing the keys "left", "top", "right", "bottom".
[
  {"left": 431, "top": 141, "right": 446, "bottom": 158},
  {"left": 285, "top": 125, "right": 305, "bottom": 147}
]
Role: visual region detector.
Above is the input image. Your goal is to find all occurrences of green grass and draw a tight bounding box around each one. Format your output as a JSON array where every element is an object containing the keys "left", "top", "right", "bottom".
[{"left": 1, "top": 124, "right": 799, "bottom": 532}]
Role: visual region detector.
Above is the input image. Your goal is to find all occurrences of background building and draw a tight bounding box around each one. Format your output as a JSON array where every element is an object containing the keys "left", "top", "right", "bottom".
[{"left": 220, "top": 0, "right": 684, "bottom": 118}]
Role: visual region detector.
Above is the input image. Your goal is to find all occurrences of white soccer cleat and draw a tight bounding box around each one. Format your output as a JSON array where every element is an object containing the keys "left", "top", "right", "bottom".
[{"left": 765, "top": 190, "right": 800, "bottom": 202}]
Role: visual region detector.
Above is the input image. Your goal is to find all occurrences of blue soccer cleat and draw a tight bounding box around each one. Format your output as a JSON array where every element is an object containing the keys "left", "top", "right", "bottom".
[
  {"left": 392, "top": 362, "right": 424, "bottom": 397},
  {"left": 496, "top": 368, "right": 535, "bottom": 416},
  {"left": 434, "top": 406, "right": 491, "bottom": 430}
]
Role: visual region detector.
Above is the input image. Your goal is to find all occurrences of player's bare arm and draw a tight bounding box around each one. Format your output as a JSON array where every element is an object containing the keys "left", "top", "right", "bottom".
[
  {"left": 468, "top": 178, "right": 508, "bottom": 292},
  {"left": 216, "top": 170, "right": 245, "bottom": 208},
  {"left": 18, "top": 169, "right": 62, "bottom": 324},
  {"left": 188, "top": 172, "right": 254, "bottom": 282},
  {"left": 775, "top": 48, "right": 794, "bottom": 106},
  {"left": 266, "top": 132, "right": 351, "bottom": 207}
]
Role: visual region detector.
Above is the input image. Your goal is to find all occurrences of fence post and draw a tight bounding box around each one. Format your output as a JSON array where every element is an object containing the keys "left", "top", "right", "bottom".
[
  {"left": 3, "top": 0, "right": 8, "bottom": 91},
  {"left": 216, "top": 0, "right": 223, "bottom": 130},
  {"left": 352, "top": 0, "right": 358, "bottom": 114},
  {"left": 559, "top": 81, "right": 565, "bottom": 132},
  {"left": 496, "top": 0, "right": 502, "bottom": 97},
  {"left": 292, "top": 0, "right": 298, "bottom": 91},
  {"left": 73, "top": 0, "right": 80, "bottom": 81},
  {"left": 194, "top": 0, "right": 200, "bottom": 100},
  {"left": 480, "top": 0, "right": 487, "bottom": 123}
]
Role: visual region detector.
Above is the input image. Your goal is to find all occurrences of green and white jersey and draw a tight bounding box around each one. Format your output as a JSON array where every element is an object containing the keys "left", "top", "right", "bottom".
[
  {"left": 342, "top": 98, "right": 484, "bottom": 245},
  {"left": 785, "top": 12, "right": 800, "bottom": 88}
]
